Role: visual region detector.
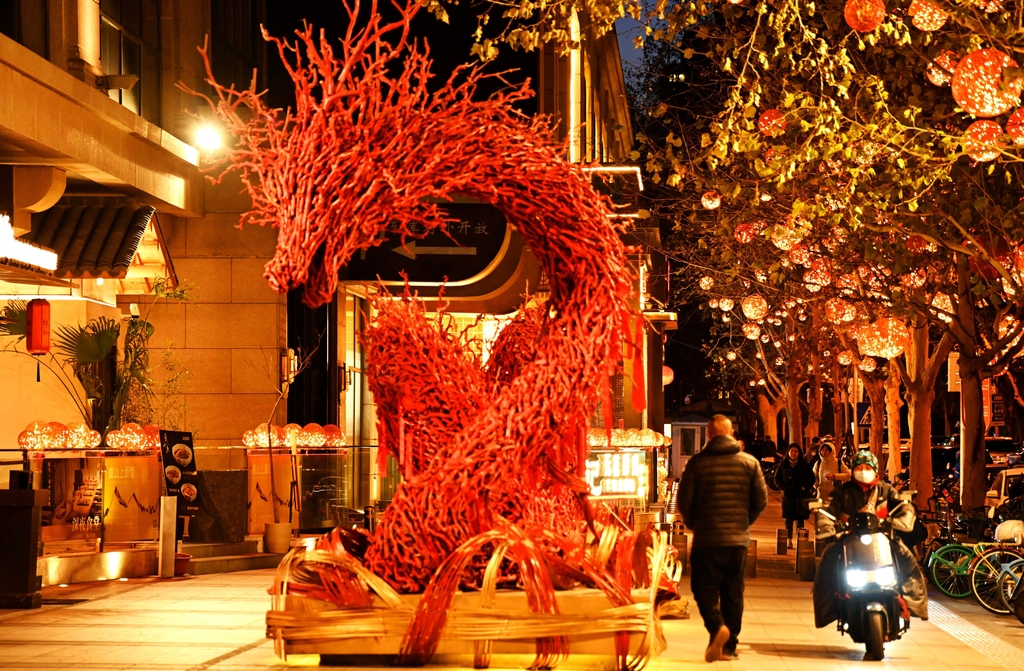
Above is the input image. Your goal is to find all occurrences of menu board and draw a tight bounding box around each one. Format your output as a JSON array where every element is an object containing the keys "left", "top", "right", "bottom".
[{"left": 160, "top": 430, "right": 200, "bottom": 516}]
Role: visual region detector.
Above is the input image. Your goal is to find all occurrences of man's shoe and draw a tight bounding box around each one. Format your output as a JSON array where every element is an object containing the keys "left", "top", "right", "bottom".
[
  {"left": 705, "top": 625, "right": 730, "bottom": 663},
  {"left": 722, "top": 648, "right": 739, "bottom": 660}
]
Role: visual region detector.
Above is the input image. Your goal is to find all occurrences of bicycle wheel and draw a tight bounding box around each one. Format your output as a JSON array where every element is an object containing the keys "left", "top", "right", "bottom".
[
  {"left": 930, "top": 544, "right": 974, "bottom": 598},
  {"left": 971, "top": 547, "right": 1024, "bottom": 614},
  {"left": 997, "top": 558, "right": 1024, "bottom": 613}
]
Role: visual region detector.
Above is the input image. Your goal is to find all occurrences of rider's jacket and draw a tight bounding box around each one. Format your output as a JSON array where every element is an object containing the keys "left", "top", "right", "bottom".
[{"left": 822, "top": 480, "right": 915, "bottom": 534}]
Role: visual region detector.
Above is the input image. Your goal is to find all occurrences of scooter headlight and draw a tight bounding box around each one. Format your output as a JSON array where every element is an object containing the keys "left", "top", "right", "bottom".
[
  {"left": 874, "top": 566, "right": 896, "bottom": 587},
  {"left": 846, "top": 569, "right": 867, "bottom": 588},
  {"left": 859, "top": 534, "right": 873, "bottom": 546}
]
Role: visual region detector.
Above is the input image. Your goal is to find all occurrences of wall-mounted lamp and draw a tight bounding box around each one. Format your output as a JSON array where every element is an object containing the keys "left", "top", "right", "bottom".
[{"left": 194, "top": 125, "right": 223, "bottom": 152}]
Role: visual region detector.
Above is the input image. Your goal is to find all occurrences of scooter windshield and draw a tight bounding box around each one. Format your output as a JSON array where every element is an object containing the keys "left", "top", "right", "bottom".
[{"left": 843, "top": 532, "right": 894, "bottom": 567}]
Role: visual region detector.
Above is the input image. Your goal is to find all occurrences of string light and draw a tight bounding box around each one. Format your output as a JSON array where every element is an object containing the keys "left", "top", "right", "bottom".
[
  {"left": 709, "top": 298, "right": 720, "bottom": 309},
  {"left": 719, "top": 298, "right": 735, "bottom": 311},
  {"left": 770, "top": 224, "right": 805, "bottom": 251},
  {"left": 726, "top": 351, "right": 737, "bottom": 361}
]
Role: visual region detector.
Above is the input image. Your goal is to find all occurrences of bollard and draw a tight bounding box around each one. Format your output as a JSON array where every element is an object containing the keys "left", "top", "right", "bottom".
[
  {"left": 797, "top": 537, "right": 816, "bottom": 581},
  {"left": 158, "top": 496, "right": 177, "bottom": 578},
  {"left": 776, "top": 529, "right": 788, "bottom": 555},
  {"left": 745, "top": 540, "right": 757, "bottom": 578},
  {"left": 672, "top": 527, "right": 688, "bottom": 576}
]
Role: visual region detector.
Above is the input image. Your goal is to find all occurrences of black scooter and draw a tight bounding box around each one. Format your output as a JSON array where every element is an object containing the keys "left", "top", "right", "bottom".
[{"left": 810, "top": 499, "right": 911, "bottom": 661}]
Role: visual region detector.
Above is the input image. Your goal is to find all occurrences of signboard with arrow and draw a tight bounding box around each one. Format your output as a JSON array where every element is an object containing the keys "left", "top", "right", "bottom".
[{"left": 340, "top": 203, "right": 509, "bottom": 285}]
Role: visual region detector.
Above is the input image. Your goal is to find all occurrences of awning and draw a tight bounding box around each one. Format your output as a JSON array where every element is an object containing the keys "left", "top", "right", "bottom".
[{"left": 23, "top": 204, "right": 176, "bottom": 292}]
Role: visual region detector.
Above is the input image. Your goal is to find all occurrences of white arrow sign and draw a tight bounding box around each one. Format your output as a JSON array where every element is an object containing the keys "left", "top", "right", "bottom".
[{"left": 392, "top": 241, "right": 477, "bottom": 260}]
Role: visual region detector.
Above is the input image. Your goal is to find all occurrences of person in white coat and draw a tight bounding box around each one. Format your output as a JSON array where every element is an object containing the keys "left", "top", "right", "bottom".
[{"left": 814, "top": 442, "right": 849, "bottom": 501}]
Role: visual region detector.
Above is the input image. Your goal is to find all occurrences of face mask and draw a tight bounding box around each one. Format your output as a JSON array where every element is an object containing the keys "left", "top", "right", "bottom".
[{"left": 854, "top": 469, "right": 876, "bottom": 484}]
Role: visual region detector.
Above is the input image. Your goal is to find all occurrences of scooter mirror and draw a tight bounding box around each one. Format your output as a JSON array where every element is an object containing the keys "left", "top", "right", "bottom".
[
  {"left": 898, "top": 490, "right": 916, "bottom": 502},
  {"left": 807, "top": 499, "right": 823, "bottom": 510},
  {"left": 986, "top": 490, "right": 998, "bottom": 498}
]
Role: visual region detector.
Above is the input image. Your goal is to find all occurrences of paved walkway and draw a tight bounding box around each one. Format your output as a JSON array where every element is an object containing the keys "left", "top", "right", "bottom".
[{"left": 1, "top": 492, "right": 1023, "bottom": 670}]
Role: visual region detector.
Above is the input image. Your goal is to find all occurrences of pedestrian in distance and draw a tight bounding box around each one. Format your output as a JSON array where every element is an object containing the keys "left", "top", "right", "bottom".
[
  {"left": 677, "top": 415, "right": 769, "bottom": 662},
  {"left": 805, "top": 436, "right": 821, "bottom": 467},
  {"left": 775, "top": 443, "right": 816, "bottom": 547},
  {"left": 814, "top": 441, "right": 850, "bottom": 501}
]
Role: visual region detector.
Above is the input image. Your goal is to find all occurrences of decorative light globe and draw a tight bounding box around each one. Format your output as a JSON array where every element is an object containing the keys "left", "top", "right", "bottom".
[
  {"left": 722, "top": 313, "right": 731, "bottom": 323},
  {"left": 242, "top": 430, "right": 257, "bottom": 448},
  {"left": 909, "top": 0, "right": 947, "bottom": 31},
  {"left": 906, "top": 235, "right": 929, "bottom": 254},
  {"left": 120, "top": 423, "right": 146, "bottom": 451},
  {"left": 726, "top": 351, "right": 737, "bottom": 361},
  {"left": 299, "top": 423, "right": 326, "bottom": 447},
  {"left": 963, "top": 119, "right": 1003, "bottom": 162},
  {"left": 44, "top": 422, "right": 67, "bottom": 450},
  {"left": 844, "top": 0, "right": 886, "bottom": 32},
  {"left": 927, "top": 51, "right": 959, "bottom": 87},
  {"left": 719, "top": 298, "right": 735, "bottom": 311},
  {"left": 699, "top": 275, "right": 714, "bottom": 291},
  {"left": 734, "top": 223, "right": 755, "bottom": 243},
  {"left": 952, "top": 49, "right": 1022, "bottom": 118},
  {"left": 743, "top": 323, "right": 761, "bottom": 340},
  {"left": 106, "top": 430, "right": 123, "bottom": 450},
  {"left": 65, "top": 422, "right": 91, "bottom": 450},
  {"left": 788, "top": 243, "right": 812, "bottom": 266},
  {"left": 282, "top": 423, "right": 302, "bottom": 446},
  {"left": 900, "top": 270, "right": 927, "bottom": 289},
  {"left": 323, "top": 426, "right": 348, "bottom": 448},
  {"left": 837, "top": 351, "right": 854, "bottom": 366},
  {"left": 856, "top": 317, "right": 909, "bottom": 359},
  {"left": 741, "top": 295, "right": 769, "bottom": 320},
  {"left": 1007, "top": 109, "right": 1024, "bottom": 146},
  {"left": 254, "top": 423, "right": 272, "bottom": 447},
  {"left": 931, "top": 293, "right": 954, "bottom": 322},
  {"left": 87, "top": 430, "right": 102, "bottom": 448},
  {"left": 825, "top": 298, "right": 857, "bottom": 323},
  {"left": 858, "top": 358, "right": 877, "bottom": 373},
  {"left": 770, "top": 224, "right": 805, "bottom": 251},
  {"left": 757, "top": 108, "right": 787, "bottom": 137},
  {"left": 701, "top": 191, "right": 721, "bottom": 210},
  {"left": 709, "top": 298, "right": 720, "bottom": 309}
]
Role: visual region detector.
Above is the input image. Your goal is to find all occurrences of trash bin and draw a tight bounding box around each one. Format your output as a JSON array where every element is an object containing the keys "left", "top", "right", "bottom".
[{"left": 0, "top": 489, "right": 47, "bottom": 608}]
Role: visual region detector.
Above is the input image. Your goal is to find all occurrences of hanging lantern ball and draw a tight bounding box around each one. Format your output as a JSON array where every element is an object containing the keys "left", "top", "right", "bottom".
[
  {"left": 770, "top": 224, "right": 806, "bottom": 251},
  {"left": 855, "top": 317, "right": 910, "bottom": 359},
  {"left": 761, "top": 333, "right": 771, "bottom": 343},
  {"left": 726, "top": 351, "right": 737, "bottom": 361},
  {"left": 1007, "top": 109, "right": 1024, "bottom": 146},
  {"left": 734, "top": 223, "right": 756, "bottom": 243},
  {"left": 702, "top": 191, "right": 721, "bottom": 210},
  {"left": 844, "top": 0, "right": 886, "bottom": 32},
  {"left": 26, "top": 299, "right": 51, "bottom": 356},
  {"left": 741, "top": 294, "right": 769, "bottom": 320},
  {"left": 743, "top": 323, "right": 761, "bottom": 340},
  {"left": 825, "top": 298, "right": 857, "bottom": 324},
  {"left": 931, "top": 293, "right": 954, "bottom": 322},
  {"left": 662, "top": 366, "right": 675, "bottom": 386},
  {"left": 722, "top": 313, "right": 731, "bottom": 322},
  {"left": 788, "top": 243, "right": 812, "bottom": 266},
  {"left": 963, "top": 119, "right": 1003, "bottom": 162},
  {"left": 719, "top": 298, "right": 735, "bottom": 311},
  {"left": 926, "top": 51, "right": 959, "bottom": 87},
  {"left": 908, "top": 0, "right": 948, "bottom": 31},
  {"left": 757, "top": 108, "right": 787, "bottom": 137},
  {"left": 951, "top": 49, "right": 1022, "bottom": 118},
  {"left": 709, "top": 298, "right": 720, "bottom": 309},
  {"left": 900, "top": 269, "right": 927, "bottom": 289},
  {"left": 858, "top": 358, "right": 878, "bottom": 373},
  {"left": 906, "top": 235, "right": 929, "bottom": 254},
  {"left": 699, "top": 275, "right": 715, "bottom": 291},
  {"left": 837, "top": 351, "right": 854, "bottom": 366},
  {"left": 973, "top": 0, "right": 1005, "bottom": 12}
]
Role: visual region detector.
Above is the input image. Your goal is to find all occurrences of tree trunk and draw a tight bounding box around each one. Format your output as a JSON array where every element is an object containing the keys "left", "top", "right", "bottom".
[
  {"left": 862, "top": 373, "right": 886, "bottom": 460},
  {"left": 785, "top": 377, "right": 803, "bottom": 448},
  {"left": 805, "top": 352, "right": 823, "bottom": 441},
  {"left": 959, "top": 360, "right": 988, "bottom": 513},
  {"left": 885, "top": 363, "right": 903, "bottom": 483},
  {"left": 757, "top": 392, "right": 783, "bottom": 443},
  {"left": 908, "top": 388, "right": 935, "bottom": 506}
]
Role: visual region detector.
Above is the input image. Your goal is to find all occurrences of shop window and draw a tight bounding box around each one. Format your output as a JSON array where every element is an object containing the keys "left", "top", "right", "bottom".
[
  {"left": 100, "top": 0, "right": 161, "bottom": 124},
  {"left": 0, "top": 0, "right": 48, "bottom": 59}
]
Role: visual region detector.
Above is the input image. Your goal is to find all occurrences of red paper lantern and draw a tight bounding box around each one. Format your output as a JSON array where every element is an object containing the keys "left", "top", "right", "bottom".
[
  {"left": 927, "top": 51, "right": 959, "bottom": 87},
  {"left": 788, "top": 243, "right": 812, "bottom": 266},
  {"left": 963, "top": 120, "right": 1003, "bottom": 162},
  {"left": 844, "top": 0, "right": 886, "bottom": 32},
  {"left": 1007, "top": 109, "right": 1024, "bottom": 146},
  {"left": 909, "top": 0, "right": 947, "bottom": 31},
  {"left": 26, "top": 299, "right": 50, "bottom": 355},
  {"left": 952, "top": 49, "right": 1022, "bottom": 118},
  {"left": 757, "top": 108, "right": 787, "bottom": 137},
  {"left": 734, "top": 223, "right": 755, "bottom": 243},
  {"left": 907, "top": 235, "right": 928, "bottom": 254}
]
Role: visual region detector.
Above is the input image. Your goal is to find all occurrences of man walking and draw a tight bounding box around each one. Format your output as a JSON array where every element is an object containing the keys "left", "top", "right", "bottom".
[{"left": 678, "top": 415, "right": 769, "bottom": 662}]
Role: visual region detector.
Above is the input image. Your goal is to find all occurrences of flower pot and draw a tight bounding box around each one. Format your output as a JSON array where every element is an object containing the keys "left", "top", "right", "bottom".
[
  {"left": 173, "top": 552, "right": 192, "bottom": 576},
  {"left": 265, "top": 522, "right": 292, "bottom": 554}
]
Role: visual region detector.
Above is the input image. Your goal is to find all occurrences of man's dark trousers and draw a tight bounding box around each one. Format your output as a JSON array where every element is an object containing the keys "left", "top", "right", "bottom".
[{"left": 690, "top": 545, "right": 746, "bottom": 652}]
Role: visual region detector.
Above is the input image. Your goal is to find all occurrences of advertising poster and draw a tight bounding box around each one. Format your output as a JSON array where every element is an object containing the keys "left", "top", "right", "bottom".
[
  {"left": 160, "top": 430, "right": 200, "bottom": 516},
  {"left": 41, "top": 457, "right": 104, "bottom": 543},
  {"left": 102, "top": 454, "right": 161, "bottom": 543}
]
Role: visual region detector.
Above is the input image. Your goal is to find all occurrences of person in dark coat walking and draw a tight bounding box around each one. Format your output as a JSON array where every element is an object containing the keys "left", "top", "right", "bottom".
[
  {"left": 775, "top": 443, "right": 815, "bottom": 547},
  {"left": 678, "top": 415, "right": 769, "bottom": 662}
]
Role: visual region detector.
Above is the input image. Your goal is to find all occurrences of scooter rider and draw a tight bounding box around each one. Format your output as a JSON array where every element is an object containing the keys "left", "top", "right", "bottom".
[{"left": 812, "top": 450, "right": 929, "bottom": 628}]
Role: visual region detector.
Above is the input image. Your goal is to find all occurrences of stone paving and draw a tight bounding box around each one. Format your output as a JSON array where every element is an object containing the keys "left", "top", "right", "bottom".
[{"left": 1, "top": 492, "right": 1023, "bottom": 670}]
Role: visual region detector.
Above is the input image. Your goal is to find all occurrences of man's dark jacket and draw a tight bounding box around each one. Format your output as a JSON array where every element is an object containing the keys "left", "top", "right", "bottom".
[{"left": 677, "top": 435, "right": 769, "bottom": 547}]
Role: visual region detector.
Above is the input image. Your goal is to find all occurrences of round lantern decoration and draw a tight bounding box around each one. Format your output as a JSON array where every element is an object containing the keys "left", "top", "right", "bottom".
[
  {"left": 855, "top": 317, "right": 910, "bottom": 359},
  {"left": 900, "top": 269, "right": 927, "bottom": 289},
  {"left": 963, "top": 120, "right": 1003, "bottom": 162},
  {"left": 106, "top": 430, "right": 123, "bottom": 450},
  {"left": 743, "top": 323, "right": 761, "bottom": 340},
  {"left": 719, "top": 298, "right": 735, "bottom": 311},
  {"left": 726, "top": 351, "right": 737, "bottom": 361},
  {"left": 283, "top": 423, "right": 302, "bottom": 446},
  {"left": 973, "top": 0, "right": 1005, "bottom": 12},
  {"left": 722, "top": 314, "right": 731, "bottom": 323},
  {"left": 788, "top": 243, "right": 812, "bottom": 266},
  {"left": 702, "top": 191, "right": 721, "bottom": 210},
  {"left": 770, "top": 224, "right": 805, "bottom": 251},
  {"left": 858, "top": 358, "right": 878, "bottom": 373},
  {"left": 242, "top": 430, "right": 257, "bottom": 448},
  {"left": 699, "top": 275, "right": 715, "bottom": 291},
  {"left": 734, "top": 223, "right": 755, "bottom": 243},
  {"left": 825, "top": 298, "right": 857, "bottom": 324},
  {"left": 741, "top": 295, "right": 769, "bottom": 320},
  {"left": 299, "top": 423, "right": 326, "bottom": 447},
  {"left": 931, "top": 293, "right": 954, "bottom": 322},
  {"left": 804, "top": 258, "right": 833, "bottom": 289},
  {"left": 926, "top": 51, "right": 959, "bottom": 87},
  {"left": 87, "top": 430, "right": 102, "bottom": 448},
  {"left": 709, "top": 298, "right": 720, "bottom": 309},
  {"left": 837, "top": 351, "right": 854, "bottom": 366},
  {"left": 951, "top": 49, "right": 1023, "bottom": 118},
  {"left": 906, "top": 235, "right": 929, "bottom": 254},
  {"left": 757, "top": 108, "right": 787, "bottom": 137},
  {"left": 844, "top": 0, "right": 886, "bottom": 32},
  {"left": 323, "top": 424, "right": 347, "bottom": 448},
  {"left": 908, "top": 0, "right": 948, "bottom": 31},
  {"left": 1007, "top": 109, "right": 1024, "bottom": 145},
  {"left": 18, "top": 421, "right": 47, "bottom": 450},
  {"left": 65, "top": 422, "right": 91, "bottom": 450}
]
